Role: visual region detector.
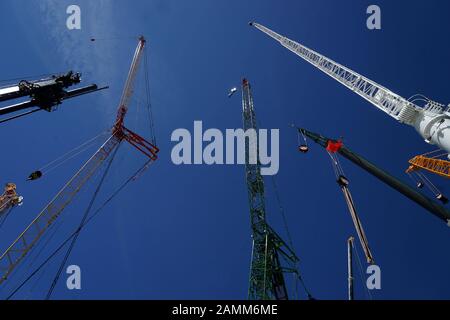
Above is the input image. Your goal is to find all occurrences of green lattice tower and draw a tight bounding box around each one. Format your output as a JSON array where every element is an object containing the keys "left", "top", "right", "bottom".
[{"left": 242, "top": 78, "right": 298, "bottom": 300}]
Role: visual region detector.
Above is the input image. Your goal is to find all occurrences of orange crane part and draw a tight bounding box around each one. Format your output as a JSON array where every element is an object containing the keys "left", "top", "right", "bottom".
[
  {"left": 407, "top": 154, "right": 450, "bottom": 179},
  {"left": 0, "top": 183, "right": 22, "bottom": 214}
]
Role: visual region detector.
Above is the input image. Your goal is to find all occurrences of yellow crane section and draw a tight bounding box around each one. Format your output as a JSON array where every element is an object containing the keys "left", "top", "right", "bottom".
[{"left": 406, "top": 152, "right": 450, "bottom": 179}]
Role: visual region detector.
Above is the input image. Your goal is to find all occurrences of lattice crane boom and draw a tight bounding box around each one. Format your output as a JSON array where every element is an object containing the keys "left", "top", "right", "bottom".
[
  {"left": 115, "top": 36, "right": 146, "bottom": 129},
  {"left": 0, "top": 135, "right": 121, "bottom": 283},
  {"left": 250, "top": 22, "right": 450, "bottom": 155},
  {"left": 407, "top": 154, "right": 450, "bottom": 179},
  {"left": 0, "top": 36, "right": 158, "bottom": 284},
  {"left": 242, "top": 79, "right": 298, "bottom": 300},
  {"left": 249, "top": 22, "right": 419, "bottom": 123}
]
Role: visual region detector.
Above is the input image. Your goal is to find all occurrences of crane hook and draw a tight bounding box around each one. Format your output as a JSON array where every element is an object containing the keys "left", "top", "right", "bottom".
[{"left": 27, "top": 171, "right": 43, "bottom": 181}]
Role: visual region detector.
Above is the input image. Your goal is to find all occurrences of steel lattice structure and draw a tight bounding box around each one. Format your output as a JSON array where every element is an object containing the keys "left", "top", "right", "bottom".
[
  {"left": 0, "top": 37, "right": 159, "bottom": 285},
  {"left": 242, "top": 78, "right": 298, "bottom": 300},
  {"left": 250, "top": 22, "right": 450, "bottom": 155}
]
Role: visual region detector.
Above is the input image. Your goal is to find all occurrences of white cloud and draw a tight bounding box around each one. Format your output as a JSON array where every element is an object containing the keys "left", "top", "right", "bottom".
[{"left": 36, "top": 0, "right": 121, "bottom": 119}]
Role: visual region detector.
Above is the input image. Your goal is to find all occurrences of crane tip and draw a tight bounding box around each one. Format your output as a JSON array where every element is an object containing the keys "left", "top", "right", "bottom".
[{"left": 248, "top": 21, "right": 254, "bottom": 26}]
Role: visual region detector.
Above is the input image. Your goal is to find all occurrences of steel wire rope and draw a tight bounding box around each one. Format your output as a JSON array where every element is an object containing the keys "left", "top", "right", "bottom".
[
  {"left": 6, "top": 158, "right": 152, "bottom": 299},
  {"left": 44, "top": 144, "right": 121, "bottom": 299}
]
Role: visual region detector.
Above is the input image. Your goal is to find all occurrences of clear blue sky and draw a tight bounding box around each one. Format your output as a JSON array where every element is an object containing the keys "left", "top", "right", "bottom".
[{"left": 1, "top": 0, "right": 450, "bottom": 299}]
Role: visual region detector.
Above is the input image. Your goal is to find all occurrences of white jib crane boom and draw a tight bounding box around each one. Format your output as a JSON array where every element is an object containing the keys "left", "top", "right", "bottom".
[{"left": 249, "top": 22, "right": 450, "bottom": 155}]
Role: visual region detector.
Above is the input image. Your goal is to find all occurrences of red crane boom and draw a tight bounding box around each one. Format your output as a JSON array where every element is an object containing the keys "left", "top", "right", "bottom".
[{"left": 0, "top": 36, "right": 158, "bottom": 284}]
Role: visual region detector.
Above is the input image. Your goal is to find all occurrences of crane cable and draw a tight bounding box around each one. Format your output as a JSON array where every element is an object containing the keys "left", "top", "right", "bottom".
[
  {"left": 407, "top": 170, "right": 445, "bottom": 200},
  {"left": 20, "top": 206, "right": 77, "bottom": 299},
  {"left": 270, "top": 176, "right": 314, "bottom": 300},
  {"left": 89, "top": 36, "right": 136, "bottom": 42},
  {"left": 143, "top": 47, "right": 156, "bottom": 145},
  {"left": 2, "top": 212, "right": 67, "bottom": 297},
  {"left": 298, "top": 130, "right": 307, "bottom": 146},
  {"left": 0, "top": 72, "right": 66, "bottom": 86},
  {"left": 32, "top": 129, "right": 109, "bottom": 177},
  {"left": 327, "top": 150, "right": 346, "bottom": 178},
  {"left": 0, "top": 197, "right": 13, "bottom": 213},
  {"left": 297, "top": 129, "right": 309, "bottom": 152},
  {"left": 417, "top": 172, "right": 441, "bottom": 196},
  {"left": 45, "top": 144, "right": 121, "bottom": 299},
  {"left": 296, "top": 272, "right": 314, "bottom": 300},
  {"left": 134, "top": 76, "right": 142, "bottom": 134},
  {"left": 270, "top": 125, "right": 314, "bottom": 299},
  {"left": 420, "top": 149, "right": 448, "bottom": 158},
  {"left": 0, "top": 207, "right": 14, "bottom": 229},
  {"left": 353, "top": 240, "right": 373, "bottom": 300},
  {"left": 115, "top": 46, "right": 155, "bottom": 145},
  {"left": 26, "top": 207, "right": 71, "bottom": 273},
  {"left": 327, "top": 151, "right": 375, "bottom": 265},
  {"left": 0, "top": 108, "right": 43, "bottom": 125},
  {"left": 6, "top": 158, "right": 152, "bottom": 299},
  {"left": 270, "top": 177, "right": 294, "bottom": 248}
]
